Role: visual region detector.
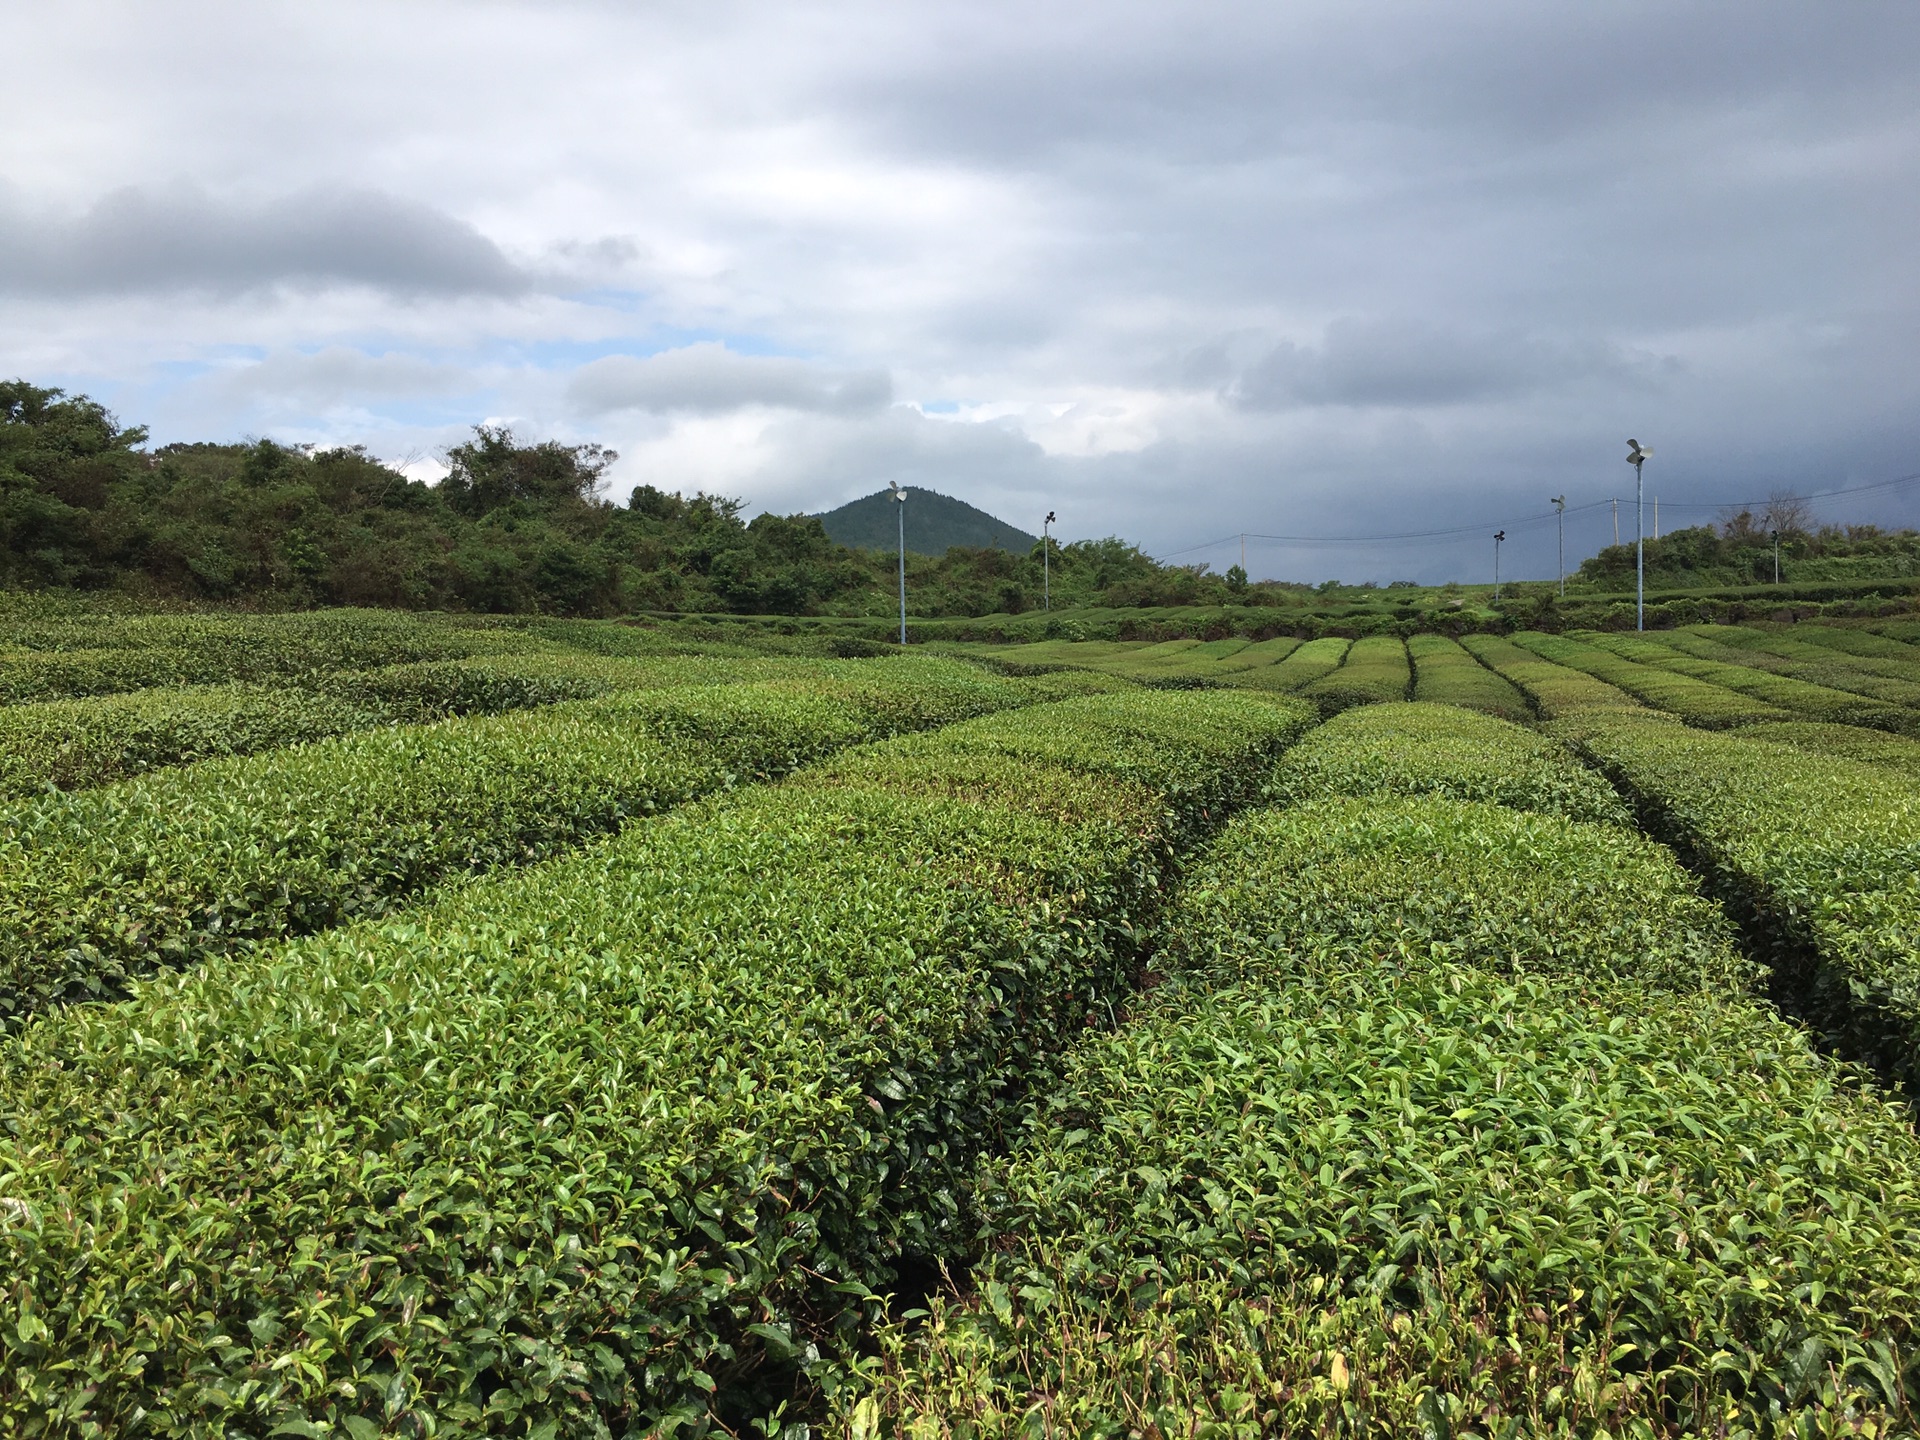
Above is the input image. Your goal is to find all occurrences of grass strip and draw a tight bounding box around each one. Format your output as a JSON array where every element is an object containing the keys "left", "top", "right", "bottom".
[
  {"left": 0, "top": 689, "right": 1316, "bottom": 1436},
  {"left": 0, "top": 657, "right": 1033, "bottom": 1021},
  {"left": 1456, "top": 632, "right": 1640, "bottom": 718},
  {"left": 1510, "top": 631, "right": 1788, "bottom": 727},
  {"left": 1271, "top": 702, "right": 1630, "bottom": 825},
  {"left": 1406, "top": 633, "right": 1530, "bottom": 719},
  {"left": 1565, "top": 709, "right": 1920, "bottom": 1087}
]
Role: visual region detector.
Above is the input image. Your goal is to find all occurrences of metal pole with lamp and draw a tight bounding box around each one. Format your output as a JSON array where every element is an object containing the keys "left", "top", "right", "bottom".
[
  {"left": 890, "top": 482, "right": 908, "bottom": 645},
  {"left": 1627, "top": 440, "right": 1652, "bottom": 630},
  {"left": 1043, "top": 510, "right": 1055, "bottom": 610},
  {"left": 1550, "top": 495, "right": 1566, "bottom": 597},
  {"left": 1493, "top": 530, "right": 1505, "bottom": 601}
]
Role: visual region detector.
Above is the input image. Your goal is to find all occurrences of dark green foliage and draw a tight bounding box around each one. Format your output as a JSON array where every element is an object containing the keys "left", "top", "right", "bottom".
[
  {"left": 1568, "top": 710, "right": 1920, "bottom": 1087},
  {"left": 1271, "top": 702, "right": 1630, "bottom": 825},
  {"left": 1406, "top": 632, "right": 1530, "bottom": 718},
  {"left": 1575, "top": 517, "right": 1920, "bottom": 591},
  {"left": 815, "top": 486, "right": 1037, "bottom": 554},
  {"left": 0, "top": 657, "right": 1035, "bottom": 1020},
  {"left": 0, "top": 689, "right": 1316, "bottom": 1436},
  {"left": 1299, "top": 634, "right": 1410, "bottom": 714}
]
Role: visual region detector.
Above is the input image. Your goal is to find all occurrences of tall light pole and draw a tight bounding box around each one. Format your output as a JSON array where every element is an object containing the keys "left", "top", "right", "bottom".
[
  {"left": 1771, "top": 529, "right": 1781, "bottom": 584},
  {"left": 1493, "top": 530, "right": 1506, "bottom": 601},
  {"left": 1043, "top": 510, "right": 1056, "bottom": 610},
  {"left": 1627, "top": 439, "right": 1652, "bottom": 631},
  {"left": 1550, "top": 495, "right": 1566, "bottom": 597},
  {"left": 890, "top": 481, "right": 908, "bottom": 645}
]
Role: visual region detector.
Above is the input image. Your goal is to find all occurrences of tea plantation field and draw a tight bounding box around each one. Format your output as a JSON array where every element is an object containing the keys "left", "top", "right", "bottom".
[{"left": 1, "top": 607, "right": 1918, "bottom": 1437}]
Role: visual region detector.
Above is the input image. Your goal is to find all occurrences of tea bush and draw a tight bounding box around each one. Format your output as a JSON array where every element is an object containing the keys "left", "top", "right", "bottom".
[
  {"left": 0, "top": 657, "right": 1035, "bottom": 1019},
  {"left": 1511, "top": 631, "right": 1787, "bottom": 727},
  {"left": 1300, "top": 635, "right": 1410, "bottom": 714},
  {"left": 1456, "top": 633, "right": 1641, "bottom": 718},
  {"left": 1405, "top": 632, "right": 1530, "bottom": 719},
  {"left": 0, "top": 689, "right": 1317, "bottom": 1436}
]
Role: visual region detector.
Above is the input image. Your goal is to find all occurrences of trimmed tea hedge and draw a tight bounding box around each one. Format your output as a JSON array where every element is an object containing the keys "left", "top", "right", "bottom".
[
  {"left": 1405, "top": 632, "right": 1530, "bottom": 719},
  {"left": 1240, "top": 635, "right": 1351, "bottom": 692},
  {"left": 0, "top": 654, "right": 794, "bottom": 799},
  {"left": 1578, "top": 630, "right": 1917, "bottom": 733},
  {"left": 1741, "top": 720, "right": 1920, "bottom": 783},
  {"left": 1678, "top": 625, "right": 1920, "bottom": 704},
  {"left": 0, "top": 689, "right": 1317, "bottom": 1436},
  {"left": 1568, "top": 710, "right": 1920, "bottom": 1085},
  {"left": 0, "top": 657, "right": 1035, "bottom": 1020},
  {"left": 1511, "top": 631, "right": 1787, "bottom": 727},
  {"left": 1455, "top": 633, "right": 1641, "bottom": 718},
  {"left": 1299, "top": 635, "right": 1410, "bottom": 714},
  {"left": 855, "top": 965, "right": 1920, "bottom": 1437},
  {"left": 852, "top": 785, "right": 1916, "bottom": 1435},
  {"left": 1271, "top": 702, "right": 1630, "bottom": 825}
]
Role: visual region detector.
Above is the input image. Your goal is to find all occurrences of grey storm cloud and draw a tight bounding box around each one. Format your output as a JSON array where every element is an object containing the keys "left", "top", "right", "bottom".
[
  {"left": 1232, "top": 321, "right": 1672, "bottom": 410},
  {"left": 568, "top": 345, "right": 893, "bottom": 416},
  {"left": 0, "top": 184, "right": 530, "bottom": 297}
]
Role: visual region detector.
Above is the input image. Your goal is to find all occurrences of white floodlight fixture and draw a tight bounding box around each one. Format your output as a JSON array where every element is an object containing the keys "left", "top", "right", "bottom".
[{"left": 1626, "top": 440, "right": 1652, "bottom": 630}]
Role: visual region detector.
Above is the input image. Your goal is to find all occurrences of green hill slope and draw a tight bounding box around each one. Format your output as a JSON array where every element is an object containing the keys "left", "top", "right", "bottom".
[{"left": 815, "top": 486, "right": 1038, "bottom": 556}]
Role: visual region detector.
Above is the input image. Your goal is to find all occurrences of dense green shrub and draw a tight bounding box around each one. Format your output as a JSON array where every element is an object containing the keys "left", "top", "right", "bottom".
[
  {"left": 1299, "top": 635, "right": 1410, "bottom": 714},
  {"left": 1237, "top": 634, "right": 1351, "bottom": 691},
  {"left": 1740, "top": 720, "right": 1920, "bottom": 782},
  {"left": 1405, "top": 632, "right": 1530, "bottom": 718},
  {"left": 1512, "top": 631, "right": 1787, "bottom": 726},
  {"left": 1456, "top": 632, "right": 1641, "bottom": 718},
  {"left": 0, "top": 689, "right": 1316, "bottom": 1436},
  {"left": 1271, "top": 702, "right": 1630, "bottom": 824},
  {"left": 1679, "top": 624, "right": 1920, "bottom": 702},
  {"left": 1578, "top": 630, "right": 1917, "bottom": 733},
  {"left": 1568, "top": 710, "right": 1920, "bottom": 1086},
  {"left": 0, "top": 658, "right": 1035, "bottom": 1019}
]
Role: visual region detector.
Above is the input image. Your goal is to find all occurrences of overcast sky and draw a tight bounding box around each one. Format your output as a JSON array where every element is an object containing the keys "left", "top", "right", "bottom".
[{"left": 3, "top": 0, "right": 1917, "bottom": 583}]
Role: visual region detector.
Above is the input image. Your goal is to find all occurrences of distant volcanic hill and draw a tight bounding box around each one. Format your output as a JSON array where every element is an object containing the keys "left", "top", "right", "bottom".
[{"left": 814, "top": 486, "right": 1039, "bottom": 556}]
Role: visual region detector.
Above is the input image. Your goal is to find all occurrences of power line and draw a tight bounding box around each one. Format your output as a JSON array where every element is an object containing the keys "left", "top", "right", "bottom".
[{"left": 1152, "top": 468, "right": 1920, "bottom": 561}]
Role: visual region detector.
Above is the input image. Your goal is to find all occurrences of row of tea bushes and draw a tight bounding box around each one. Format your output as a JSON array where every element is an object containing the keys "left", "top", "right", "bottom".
[
  {"left": 1680, "top": 625, "right": 1920, "bottom": 705},
  {"left": 0, "top": 690, "right": 1319, "bottom": 1436},
  {"left": 0, "top": 654, "right": 818, "bottom": 799},
  {"left": 1578, "top": 631, "right": 1919, "bottom": 734},
  {"left": 1299, "top": 635, "right": 1410, "bottom": 714},
  {"left": 1566, "top": 709, "right": 1920, "bottom": 1088},
  {"left": 1510, "top": 631, "right": 1788, "bottom": 727},
  {"left": 1268, "top": 702, "right": 1630, "bottom": 826},
  {"left": 1238, "top": 635, "right": 1351, "bottom": 692},
  {"left": 0, "top": 610, "right": 569, "bottom": 703},
  {"left": 0, "top": 657, "right": 1043, "bottom": 1021},
  {"left": 1741, "top": 719, "right": 1920, "bottom": 783},
  {"left": 1405, "top": 633, "right": 1530, "bottom": 720},
  {"left": 1455, "top": 632, "right": 1642, "bottom": 718},
  {"left": 853, "top": 707, "right": 1919, "bottom": 1437}
]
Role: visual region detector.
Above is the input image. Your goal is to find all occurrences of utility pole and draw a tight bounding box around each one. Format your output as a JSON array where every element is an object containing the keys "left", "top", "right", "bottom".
[
  {"left": 1240, "top": 532, "right": 1246, "bottom": 571},
  {"left": 1771, "top": 529, "right": 1781, "bottom": 584},
  {"left": 1627, "top": 440, "right": 1652, "bottom": 631},
  {"left": 1653, "top": 496, "right": 1659, "bottom": 541},
  {"left": 1612, "top": 498, "right": 1619, "bottom": 547},
  {"left": 890, "top": 482, "right": 908, "bottom": 644},
  {"left": 1493, "top": 530, "right": 1506, "bottom": 601},
  {"left": 1043, "top": 510, "right": 1056, "bottom": 610},
  {"left": 1550, "top": 495, "right": 1566, "bottom": 597}
]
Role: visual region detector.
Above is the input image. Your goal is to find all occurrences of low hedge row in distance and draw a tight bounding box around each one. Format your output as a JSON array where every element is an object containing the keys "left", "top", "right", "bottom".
[
  {"left": 1679, "top": 625, "right": 1920, "bottom": 705},
  {"left": 856, "top": 705, "right": 1917, "bottom": 1437},
  {"left": 0, "top": 657, "right": 1039, "bottom": 1021},
  {"left": 1405, "top": 632, "right": 1530, "bottom": 719},
  {"left": 0, "top": 654, "right": 817, "bottom": 799},
  {"left": 1242, "top": 635, "right": 1351, "bottom": 692},
  {"left": 0, "top": 689, "right": 1319, "bottom": 1436},
  {"left": 1299, "top": 635, "right": 1410, "bottom": 714},
  {"left": 1269, "top": 702, "right": 1630, "bottom": 825},
  {"left": 1741, "top": 720, "right": 1920, "bottom": 782},
  {"left": 1567, "top": 709, "right": 1920, "bottom": 1087},
  {"left": 1455, "top": 632, "right": 1641, "bottom": 718},
  {"left": 1578, "top": 631, "right": 1918, "bottom": 734},
  {"left": 1511, "top": 631, "right": 1788, "bottom": 727}
]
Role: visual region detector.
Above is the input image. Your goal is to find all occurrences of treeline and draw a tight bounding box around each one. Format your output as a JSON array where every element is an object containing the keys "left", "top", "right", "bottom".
[
  {"left": 0, "top": 381, "right": 1273, "bottom": 617},
  {"left": 1576, "top": 505, "right": 1920, "bottom": 591}
]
